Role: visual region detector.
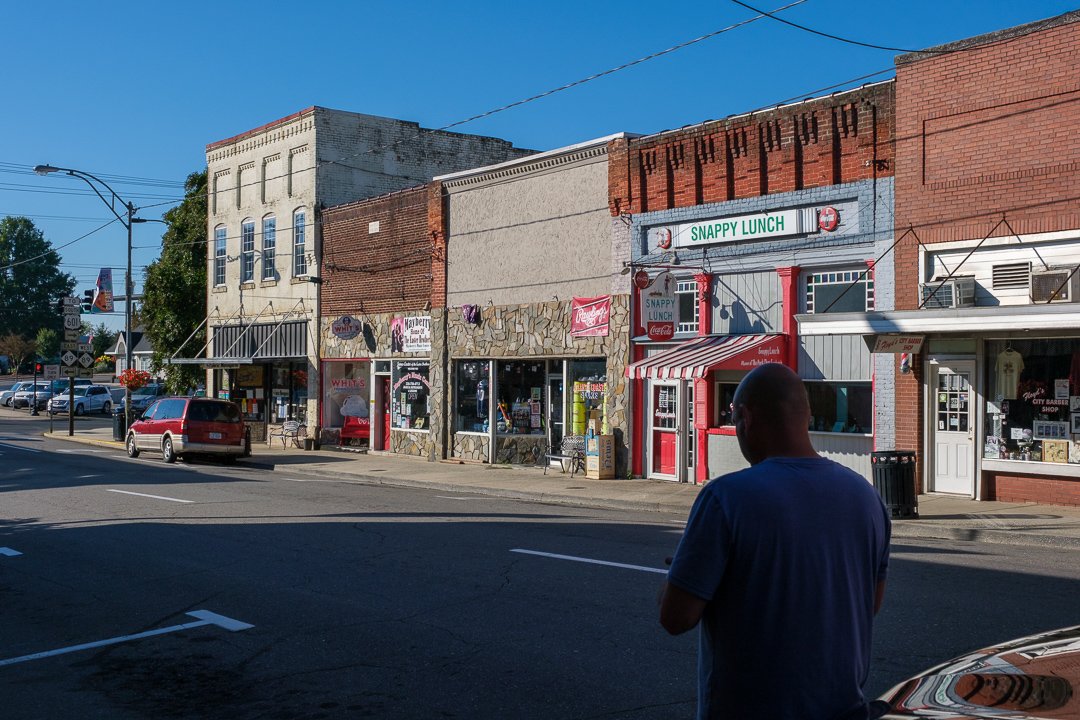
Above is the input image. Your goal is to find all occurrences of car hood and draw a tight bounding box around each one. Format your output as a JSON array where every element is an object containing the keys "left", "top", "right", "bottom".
[{"left": 875, "top": 625, "right": 1080, "bottom": 719}]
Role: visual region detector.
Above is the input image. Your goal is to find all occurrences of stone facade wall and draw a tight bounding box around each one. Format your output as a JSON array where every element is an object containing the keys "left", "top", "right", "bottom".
[{"left": 391, "top": 430, "right": 432, "bottom": 457}]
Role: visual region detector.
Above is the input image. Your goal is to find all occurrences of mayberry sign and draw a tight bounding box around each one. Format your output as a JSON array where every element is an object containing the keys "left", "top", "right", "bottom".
[{"left": 571, "top": 295, "right": 611, "bottom": 337}]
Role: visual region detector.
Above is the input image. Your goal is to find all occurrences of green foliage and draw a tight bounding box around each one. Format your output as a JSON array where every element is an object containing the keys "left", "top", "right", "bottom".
[
  {"left": 142, "top": 171, "right": 207, "bottom": 393},
  {"left": 0, "top": 332, "right": 35, "bottom": 372},
  {"left": 0, "top": 217, "right": 76, "bottom": 339},
  {"left": 88, "top": 321, "right": 117, "bottom": 360},
  {"left": 34, "top": 327, "right": 59, "bottom": 359}
]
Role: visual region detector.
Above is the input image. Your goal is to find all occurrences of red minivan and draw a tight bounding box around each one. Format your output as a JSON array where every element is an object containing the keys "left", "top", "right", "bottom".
[{"left": 126, "top": 397, "right": 247, "bottom": 464}]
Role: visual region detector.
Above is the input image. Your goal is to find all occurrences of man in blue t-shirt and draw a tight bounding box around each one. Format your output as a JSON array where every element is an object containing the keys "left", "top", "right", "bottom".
[{"left": 659, "top": 363, "right": 891, "bottom": 720}]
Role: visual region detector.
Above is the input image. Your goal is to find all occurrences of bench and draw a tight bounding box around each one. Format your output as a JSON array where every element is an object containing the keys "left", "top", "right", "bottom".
[
  {"left": 544, "top": 435, "right": 585, "bottom": 477},
  {"left": 340, "top": 415, "right": 371, "bottom": 445},
  {"left": 268, "top": 420, "right": 304, "bottom": 448}
]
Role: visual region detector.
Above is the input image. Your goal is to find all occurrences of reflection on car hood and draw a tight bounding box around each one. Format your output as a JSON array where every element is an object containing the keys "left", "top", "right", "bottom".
[{"left": 875, "top": 625, "right": 1080, "bottom": 719}]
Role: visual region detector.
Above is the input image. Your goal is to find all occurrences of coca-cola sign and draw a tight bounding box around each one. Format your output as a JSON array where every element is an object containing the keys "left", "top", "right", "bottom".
[
  {"left": 643, "top": 271, "right": 678, "bottom": 341},
  {"left": 571, "top": 296, "right": 611, "bottom": 337}
]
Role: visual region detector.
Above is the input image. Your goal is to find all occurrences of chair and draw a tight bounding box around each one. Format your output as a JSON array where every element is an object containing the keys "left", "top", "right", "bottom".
[
  {"left": 268, "top": 420, "right": 303, "bottom": 448},
  {"left": 544, "top": 435, "right": 586, "bottom": 477}
]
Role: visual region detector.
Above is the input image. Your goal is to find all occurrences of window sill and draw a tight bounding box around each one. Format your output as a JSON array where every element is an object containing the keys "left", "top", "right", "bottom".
[
  {"left": 453, "top": 430, "right": 489, "bottom": 436},
  {"left": 291, "top": 276, "right": 310, "bottom": 285},
  {"left": 809, "top": 430, "right": 873, "bottom": 438},
  {"left": 239, "top": 282, "right": 255, "bottom": 290},
  {"left": 260, "top": 279, "right": 279, "bottom": 287},
  {"left": 982, "top": 458, "right": 1080, "bottom": 478},
  {"left": 392, "top": 427, "right": 430, "bottom": 434},
  {"left": 707, "top": 426, "right": 736, "bottom": 436},
  {"left": 212, "top": 286, "right": 228, "bottom": 294}
]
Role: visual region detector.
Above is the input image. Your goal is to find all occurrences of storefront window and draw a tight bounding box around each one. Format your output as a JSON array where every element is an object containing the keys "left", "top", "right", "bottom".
[
  {"left": 496, "top": 360, "right": 545, "bottom": 435},
  {"left": 455, "top": 360, "right": 490, "bottom": 433},
  {"left": 270, "top": 361, "right": 307, "bottom": 424},
  {"left": 984, "top": 339, "right": 1080, "bottom": 463},
  {"left": 806, "top": 382, "right": 872, "bottom": 433},
  {"left": 234, "top": 365, "right": 265, "bottom": 421},
  {"left": 322, "top": 361, "right": 370, "bottom": 428},
  {"left": 715, "top": 382, "right": 738, "bottom": 426},
  {"left": 568, "top": 359, "right": 606, "bottom": 436},
  {"left": 392, "top": 360, "right": 430, "bottom": 430}
]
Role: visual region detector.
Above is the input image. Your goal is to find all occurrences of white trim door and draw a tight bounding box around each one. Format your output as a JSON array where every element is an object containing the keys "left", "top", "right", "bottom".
[
  {"left": 648, "top": 381, "right": 679, "bottom": 481},
  {"left": 929, "top": 359, "right": 975, "bottom": 495}
]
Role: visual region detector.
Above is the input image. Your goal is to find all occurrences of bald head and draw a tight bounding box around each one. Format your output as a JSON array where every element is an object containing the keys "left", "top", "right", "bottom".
[{"left": 731, "top": 363, "right": 817, "bottom": 464}]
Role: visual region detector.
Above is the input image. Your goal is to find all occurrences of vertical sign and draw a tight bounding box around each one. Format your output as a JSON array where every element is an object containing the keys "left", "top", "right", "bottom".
[{"left": 642, "top": 271, "right": 678, "bottom": 341}]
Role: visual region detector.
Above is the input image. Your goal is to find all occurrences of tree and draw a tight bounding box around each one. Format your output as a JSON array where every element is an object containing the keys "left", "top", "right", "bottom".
[
  {"left": 0, "top": 217, "right": 76, "bottom": 338},
  {"left": 0, "top": 333, "right": 35, "bottom": 374},
  {"left": 141, "top": 171, "right": 207, "bottom": 393},
  {"left": 34, "top": 327, "right": 59, "bottom": 360},
  {"left": 84, "top": 321, "right": 117, "bottom": 360}
]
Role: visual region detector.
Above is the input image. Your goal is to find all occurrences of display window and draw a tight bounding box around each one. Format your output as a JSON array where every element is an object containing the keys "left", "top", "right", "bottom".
[
  {"left": 392, "top": 360, "right": 430, "bottom": 430},
  {"left": 234, "top": 364, "right": 265, "bottom": 421},
  {"left": 983, "top": 338, "right": 1080, "bottom": 463},
  {"left": 568, "top": 359, "right": 606, "bottom": 435},
  {"left": 454, "top": 360, "right": 490, "bottom": 433},
  {"left": 805, "top": 381, "right": 872, "bottom": 434},
  {"left": 496, "top": 361, "right": 545, "bottom": 435},
  {"left": 322, "top": 360, "right": 370, "bottom": 428},
  {"left": 270, "top": 361, "right": 307, "bottom": 424}
]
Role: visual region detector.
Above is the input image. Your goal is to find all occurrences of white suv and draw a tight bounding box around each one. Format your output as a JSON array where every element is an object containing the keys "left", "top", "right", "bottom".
[{"left": 47, "top": 385, "right": 114, "bottom": 416}]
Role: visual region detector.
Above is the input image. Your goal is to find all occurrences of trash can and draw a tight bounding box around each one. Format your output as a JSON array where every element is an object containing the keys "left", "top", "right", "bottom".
[
  {"left": 112, "top": 409, "right": 127, "bottom": 442},
  {"left": 870, "top": 451, "right": 918, "bottom": 518}
]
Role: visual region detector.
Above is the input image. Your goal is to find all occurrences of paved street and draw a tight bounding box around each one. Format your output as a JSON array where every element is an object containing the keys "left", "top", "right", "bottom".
[{"left": 1, "top": 414, "right": 1078, "bottom": 718}]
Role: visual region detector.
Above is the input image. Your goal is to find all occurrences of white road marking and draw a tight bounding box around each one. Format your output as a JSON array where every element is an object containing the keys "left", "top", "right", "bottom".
[
  {"left": 106, "top": 489, "right": 194, "bottom": 504},
  {"left": 0, "top": 442, "right": 40, "bottom": 453},
  {"left": 74, "top": 474, "right": 101, "bottom": 479},
  {"left": 436, "top": 495, "right": 496, "bottom": 501},
  {"left": 510, "top": 548, "right": 668, "bottom": 575},
  {"left": 55, "top": 449, "right": 107, "bottom": 454},
  {"left": 0, "top": 610, "right": 253, "bottom": 667},
  {"left": 0, "top": 547, "right": 22, "bottom": 557}
]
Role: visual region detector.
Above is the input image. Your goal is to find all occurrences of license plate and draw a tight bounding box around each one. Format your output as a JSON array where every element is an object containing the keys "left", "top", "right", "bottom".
[{"left": 209, "top": 432, "right": 222, "bottom": 440}]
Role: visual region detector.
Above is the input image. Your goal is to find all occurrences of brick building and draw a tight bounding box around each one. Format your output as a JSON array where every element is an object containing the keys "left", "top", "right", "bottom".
[
  {"left": 199, "top": 106, "right": 530, "bottom": 443},
  {"left": 613, "top": 82, "right": 896, "bottom": 483},
  {"left": 802, "top": 11, "right": 1080, "bottom": 506}
]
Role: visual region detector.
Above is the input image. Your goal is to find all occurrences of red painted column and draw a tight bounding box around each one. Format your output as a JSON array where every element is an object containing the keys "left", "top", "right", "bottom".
[
  {"left": 694, "top": 272, "right": 713, "bottom": 337},
  {"left": 776, "top": 266, "right": 801, "bottom": 370},
  {"left": 630, "top": 278, "right": 646, "bottom": 477},
  {"left": 693, "top": 272, "right": 713, "bottom": 483}
]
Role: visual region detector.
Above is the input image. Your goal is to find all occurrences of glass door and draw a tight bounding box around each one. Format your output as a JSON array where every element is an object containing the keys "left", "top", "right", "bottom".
[
  {"left": 651, "top": 382, "right": 678, "bottom": 479},
  {"left": 547, "top": 375, "right": 564, "bottom": 455}
]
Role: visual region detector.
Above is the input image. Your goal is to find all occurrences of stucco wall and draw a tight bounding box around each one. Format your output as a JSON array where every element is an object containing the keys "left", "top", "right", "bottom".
[{"left": 445, "top": 156, "right": 613, "bottom": 307}]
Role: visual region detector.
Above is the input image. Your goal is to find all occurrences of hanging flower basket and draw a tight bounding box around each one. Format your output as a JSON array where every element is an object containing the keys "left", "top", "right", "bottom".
[{"left": 118, "top": 368, "right": 152, "bottom": 392}]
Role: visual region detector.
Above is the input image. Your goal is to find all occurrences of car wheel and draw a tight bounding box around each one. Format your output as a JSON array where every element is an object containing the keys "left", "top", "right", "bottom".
[
  {"left": 162, "top": 436, "right": 176, "bottom": 464},
  {"left": 102, "top": 401, "right": 111, "bottom": 415},
  {"left": 126, "top": 433, "right": 140, "bottom": 458},
  {"left": 74, "top": 403, "right": 84, "bottom": 417}
]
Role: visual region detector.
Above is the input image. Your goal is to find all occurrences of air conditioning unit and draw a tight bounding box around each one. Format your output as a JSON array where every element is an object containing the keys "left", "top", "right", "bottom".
[
  {"left": 920, "top": 276, "right": 975, "bottom": 309},
  {"left": 1031, "top": 268, "right": 1080, "bottom": 303}
]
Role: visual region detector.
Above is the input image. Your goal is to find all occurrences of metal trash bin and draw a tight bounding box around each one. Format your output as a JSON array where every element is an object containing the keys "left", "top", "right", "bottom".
[
  {"left": 870, "top": 450, "right": 918, "bottom": 518},
  {"left": 112, "top": 409, "right": 127, "bottom": 442}
]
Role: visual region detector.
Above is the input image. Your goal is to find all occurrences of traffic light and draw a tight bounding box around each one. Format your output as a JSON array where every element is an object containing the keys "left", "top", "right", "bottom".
[
  {"left": 56, "top": 298, "right": 65, "bottom": 314},
  {"left": 81, "top": 289, "right": 94, "bottom": 313},
  {"left": 34, "top": 362, "right": 42, "bottom": 374}
]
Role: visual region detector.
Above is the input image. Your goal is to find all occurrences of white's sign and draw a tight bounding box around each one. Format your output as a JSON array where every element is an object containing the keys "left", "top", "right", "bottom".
[{"left": 664, "top": 209, "right": 803, "bottom": 248}]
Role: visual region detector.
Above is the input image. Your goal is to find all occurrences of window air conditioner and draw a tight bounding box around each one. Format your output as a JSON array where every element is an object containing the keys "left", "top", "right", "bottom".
[
  {"left": 1030, "top": 268, "right": 1079, "bottom": 303},
  {"left": 920, "top": 276, "right": 975, "bottom": 309}
]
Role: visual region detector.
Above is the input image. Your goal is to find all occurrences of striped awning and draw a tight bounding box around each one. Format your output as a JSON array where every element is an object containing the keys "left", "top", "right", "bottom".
[{"left": 626, "top": 334, "right": 787, "bottom": 380}]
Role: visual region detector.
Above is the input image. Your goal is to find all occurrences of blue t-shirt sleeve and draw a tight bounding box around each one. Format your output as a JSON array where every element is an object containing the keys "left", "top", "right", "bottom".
[{"left": 667, "top": 488, "right": 729, "bottom": 601}]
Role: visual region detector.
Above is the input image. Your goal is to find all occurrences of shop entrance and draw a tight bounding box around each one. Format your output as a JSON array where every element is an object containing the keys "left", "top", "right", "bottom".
[
  {"left": 649, "top": 382, "right": 679, "bottom": 480},
  {"left": 547, "top": 376, "right": 564, "bottom": 456},
  {"left": 929, "top": 359, "right": 975, "bottom": 495}
]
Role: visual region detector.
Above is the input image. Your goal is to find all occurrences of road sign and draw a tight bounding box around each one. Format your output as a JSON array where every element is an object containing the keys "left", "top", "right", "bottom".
[
  {"left": 63, "top": 315, "right": 81, "bottom": 330},
  {"left": 62, "top": 296, "right": 80, "bottom": 308},
  {"left": 44, "top": 364, "right": 60, "bottom": 381},
  {"left": 61, "top": 341, "right": 78, "bottom": 352},
  {"left": 77, "top": 368, "right": 94, "bottom": 378},
  {"left": 64, "top": 329, "right": 80, "bottom": 341},
  {"left": 62, "top": 366, "right": 78, "bottom": 377},
  {"left": 77, "top": 343, "right": 92, "bottom": 353},
  {"left": 61, "top": 350, "right": 77, "bottom": 367},
  {"left": 78, "top": 352, "right": 94, "bottom": 368}
]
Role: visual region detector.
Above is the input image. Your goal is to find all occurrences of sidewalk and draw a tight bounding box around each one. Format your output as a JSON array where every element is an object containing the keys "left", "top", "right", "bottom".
[{"left": 42, "top": 425, "right": 1080, "bottom": 551}]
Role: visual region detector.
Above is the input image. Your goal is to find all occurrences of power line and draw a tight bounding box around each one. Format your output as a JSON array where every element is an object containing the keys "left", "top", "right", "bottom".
[
  {"left": 730, "top": 0, "right": 925, "bottom": 52},
  {"left": 0, "top": 218, "right": 120, "bottom": 272}
]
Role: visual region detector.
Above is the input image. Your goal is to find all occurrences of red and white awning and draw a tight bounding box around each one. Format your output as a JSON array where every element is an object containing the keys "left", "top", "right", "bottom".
[{"left": 626, "top": 334, "right": 787, "bottom": 380}]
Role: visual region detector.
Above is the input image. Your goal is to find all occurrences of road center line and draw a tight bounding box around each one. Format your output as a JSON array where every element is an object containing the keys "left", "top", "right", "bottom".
[
  {"left": 510, "top": 548, "right": 667, "bottom": 575},
  {"left": 106, "top": 489, "right": 194, "bottom": 504},
  {"left": 0, "top": 547, "right": 22, "bottom": 557},
  {"left": 75, "top": 474, "right": 101, "bottom": 479},
  {"left": 0, "top": 610, "right": 253, "bottom": 668},
  {"left": 0, "top": 442, "right": 40, "bottom": 453}
]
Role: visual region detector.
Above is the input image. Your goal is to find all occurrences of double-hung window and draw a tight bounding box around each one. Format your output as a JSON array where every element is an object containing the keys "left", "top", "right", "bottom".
[
  {"left": 805, "top": 269, "right": 874, "bottom": 313},
  {"left": 213, "top": 226, "right": 227, "bottom": 286},
  {"left": 676, "top": 279, "right": 699, "bottom": 334},
  {"left": 293, "top": 210, "right": 307, "bottom": 277},
  {"left": 262, "top": 216, "right": 276, "bottom": 280},
  {"left": 240, "top": 220, "right": 255, "bottom": 283}
]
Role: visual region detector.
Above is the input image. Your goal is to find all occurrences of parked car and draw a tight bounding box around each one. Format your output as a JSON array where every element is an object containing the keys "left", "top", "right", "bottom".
[
  {"left": 872, "top": 624, "right": 1080, "bottom": 718},
  {"left": 126, "top": 397, "right": 246, "bottom": 464},
  {"left": 12, "top": 383, "right": 53, "bottom": 409},
  {"left": 47, "top": 384, "right": 114, "bottom": 416},
  {"left": 50, "top": 378, "right": 92, "bottom": 396},
  {"left": 116, "top": 383, "right": 167, "bottom": 416},
  {"left": 1, "top": 381, "right": 30, "bottom": 407}
]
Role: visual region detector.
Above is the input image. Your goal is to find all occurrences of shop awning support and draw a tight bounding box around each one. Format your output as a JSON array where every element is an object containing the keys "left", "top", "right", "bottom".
[
  {"left": 163, "top": 306, "right": 221, "bottom": 366},
  {"left": 249, "top": 299, "right": 307, "bottom": 359}
]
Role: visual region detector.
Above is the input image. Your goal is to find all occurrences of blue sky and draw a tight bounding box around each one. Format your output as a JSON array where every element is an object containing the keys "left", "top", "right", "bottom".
[{"left": 3, "top": 0, "right": 1076, "bottom": 331}]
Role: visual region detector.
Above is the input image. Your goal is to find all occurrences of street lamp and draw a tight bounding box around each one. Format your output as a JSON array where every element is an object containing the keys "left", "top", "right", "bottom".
[{"left": 34, "top": 164, "right": 142, "bottom": 429}]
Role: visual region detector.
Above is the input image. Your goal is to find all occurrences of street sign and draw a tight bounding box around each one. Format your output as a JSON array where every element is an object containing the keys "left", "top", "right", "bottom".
[
  {"left": 61, "top": 341, "right": 78, "bottom": 352},
  {"left": 44, "top": 364, "right": 60, "bottom": 380},
  {"left": 62, "top": 366, "right": 78, "bottom": 377},
  {"left": 62, "top": 296, "right": 80, "bottom": 308},
  {"left": 77, "top": 368, "right": 94, "bottom": 378},
  {"left": 64, "top": 329, "right": 80, "bottom": 341},
  {"left": 63, "top": 315, "right": 81, "bottom": 330},
  {"left": 61, "top": 350, "right": 77, "bottom": 367},
  {"left": 78, "top": 352, "right": 94, "bottom": 368},
  {"left": 77, "top": 343, "right": 92, "bottom": 353}
]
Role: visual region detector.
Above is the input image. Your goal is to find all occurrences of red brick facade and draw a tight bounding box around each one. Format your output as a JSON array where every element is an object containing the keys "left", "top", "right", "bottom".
[
  {"left": 609, "top": 82, "right": 895, "bottom": 217},
  {"left": 894, "top": 15, "right": 1080, "bottom": 503},
  {"left": 321, "top": 186, "right": 433, "bottom": 316}
]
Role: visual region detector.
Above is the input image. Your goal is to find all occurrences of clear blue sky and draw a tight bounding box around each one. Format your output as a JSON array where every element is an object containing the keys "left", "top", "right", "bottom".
[{"left": 3, "top": 0, "right": 1076, "bottom": 332}]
